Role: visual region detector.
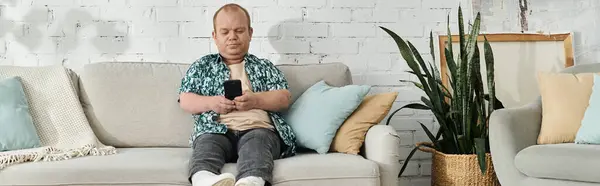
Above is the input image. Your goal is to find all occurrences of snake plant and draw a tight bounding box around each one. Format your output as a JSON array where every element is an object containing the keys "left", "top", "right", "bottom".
[{"left": 380, "top": 6, "right": 504, "bottom": 176}]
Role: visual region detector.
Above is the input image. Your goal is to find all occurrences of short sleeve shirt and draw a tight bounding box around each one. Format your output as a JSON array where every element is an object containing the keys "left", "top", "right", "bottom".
[{"left": 178, "top": 53, "right": 296, "bottom": 158}]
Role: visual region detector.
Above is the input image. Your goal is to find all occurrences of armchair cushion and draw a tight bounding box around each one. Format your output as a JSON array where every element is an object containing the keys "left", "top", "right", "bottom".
[{"left": 515, "top": 143, "right": 600, "bottom": 183}]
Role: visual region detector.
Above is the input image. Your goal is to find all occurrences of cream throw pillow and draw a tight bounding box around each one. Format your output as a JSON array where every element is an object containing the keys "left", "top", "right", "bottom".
[
  {"left": 537, "top": 72, "right": 594, "bottom": 144},
  {"left": 330, "top": 92, "right": 398, "bottom": 154}
]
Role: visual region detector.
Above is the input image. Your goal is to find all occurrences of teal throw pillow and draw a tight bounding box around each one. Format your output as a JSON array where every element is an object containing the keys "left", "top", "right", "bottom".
[
  {"left": 284, "top": 80, "right": 371, "bottom": 154},
  {"left": 0, "top": 76, "right": 41, "bottom": 151},
  {"left": 576, "top": 74, "right": 600, "bottom": 144}
]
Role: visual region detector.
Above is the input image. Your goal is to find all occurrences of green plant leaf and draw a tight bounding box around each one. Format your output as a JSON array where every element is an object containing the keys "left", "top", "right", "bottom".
[
  {"left": 445, "top": 15, "right": 457, "bottom": 88},
  {"left": 446, "top": 13, "right": 454, "bottom": 61},
  {"left": 458, "top": 5, "right": 466, "bottom": 65},
  {"left": 380, "top": 26, "right": 432, "bottom": 100},
  {"left": 421, "top": 96, "right": 433, "bottom": 108},
  {"left": 400, "top": 79, "right": 425, "bottom": 91},
  {"left": 466, "top": 43, "right": 482, "bottom": 151},
  {"left": 457, "top": 135, "right": 467, "bottom": 153},
  {"left": 426, "top": 62, "right": 447, "bottom": 110},
  {"left": 398, "top": 146, "right": 419, "bottom": 177},
  {"left": 398, "top": 143, "right": 434, "bottom": 177},
  {"left": 421, "top": 94, "right": 458, "bottom": 151},
  {"left": 406, "top": 71, "right": 426, "bottom": 77},
  {"left": 385, "top": 103, "right": 430, "bottom": 125},
  {"left": 407, "top": 70, "right": 452, "bottom": 99},
  {"left": 445, "top": 73, "right": 455, "bottom": 100},
  {"left": 471, "top": 44, "right": 487, "bottom": 137},
  {"left": 445, "top": 48, "right": 457, "bottom": 90},
  {"left": 407, "top": 41, "right": 442, "bottom": 113},
  {"left": 475, "top": 138, "right": 488, "bottom": 174},
  {"left": 407, "top": 40, "right": 431, "bottom": 78},
  {"left": 462, "top": 13, "right": 482, "bottom": 143},
  {"left": 484, "top": 94, "right": 504, "bottom": 109},
  {"left": 430, "top": 31, "right": 435, "bottom": 62},
  {"left": 445, "top": 110, "right": 459, "bottom": 118},
  {"left": 435, "top": 127, "right": 443, "bottom": 140},
  {"left": 484, "top": 35, "right": 498, "bottom": 117},
  {"left": 419, "top": 122, "right": 437, "bottom": 142}
]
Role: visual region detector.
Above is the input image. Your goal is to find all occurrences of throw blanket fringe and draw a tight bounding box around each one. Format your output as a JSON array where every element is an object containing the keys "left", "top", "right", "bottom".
[
  {"left": 0, "top": 145, "right": 116, "bottom": 169},
  {"left": 0, "top": 65, "right": 117, "bottom": 170}
]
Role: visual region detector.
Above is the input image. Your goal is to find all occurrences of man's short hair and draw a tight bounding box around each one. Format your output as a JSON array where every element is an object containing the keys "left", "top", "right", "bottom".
[{"left": 212, "top": 3, "right": 252, "bottom": 31}]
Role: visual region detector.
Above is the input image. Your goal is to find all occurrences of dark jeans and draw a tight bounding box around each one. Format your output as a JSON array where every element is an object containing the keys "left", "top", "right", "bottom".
[{"left": 188, "top": 128, "right": 282, "bottom": 186}]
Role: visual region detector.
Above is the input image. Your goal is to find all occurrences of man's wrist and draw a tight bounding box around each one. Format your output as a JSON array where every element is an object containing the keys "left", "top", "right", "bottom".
[
  {"left": 252, "top": 90, "right": 289, "bottom": 112},
  {"left": 252, "top": 92, "right": 265, "bottom": 110},
  {"left": 206, "top": 96, "right": 219, "bottom": 111}
]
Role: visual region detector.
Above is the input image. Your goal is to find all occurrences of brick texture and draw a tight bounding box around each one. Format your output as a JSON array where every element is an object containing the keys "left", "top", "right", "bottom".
[
  {"left": 479, "top": 0, "right": 600, "bottom": 66},
  {"left": 0, "top": 0, "right": 473, "bottom": 184}
]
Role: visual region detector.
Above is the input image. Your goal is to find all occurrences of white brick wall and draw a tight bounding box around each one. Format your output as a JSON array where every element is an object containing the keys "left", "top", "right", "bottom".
[
  {"left": 0, "top": 0, "right": 472, "bottom": 185},
  {"left": 278, "top": 0, "right": 326, "bottom": 7},
  {"left": 478, "top": 0, "right": 599, "bottom": 65}
]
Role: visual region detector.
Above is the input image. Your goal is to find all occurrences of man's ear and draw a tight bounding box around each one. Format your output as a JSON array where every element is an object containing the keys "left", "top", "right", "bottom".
[
  {"left": 212, "top": 30, "right": 216, "bottom": 40},
  {"left": 248, "top": 27, "right": 253, "bottom": 38}
]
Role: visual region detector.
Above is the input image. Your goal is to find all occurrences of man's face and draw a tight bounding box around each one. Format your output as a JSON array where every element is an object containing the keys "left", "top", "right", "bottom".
[{"left": 212, "top": 9, "right": 253, "bottom": 61}]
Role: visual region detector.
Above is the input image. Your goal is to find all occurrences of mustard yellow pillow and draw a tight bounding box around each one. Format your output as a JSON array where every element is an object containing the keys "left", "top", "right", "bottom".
[
  {"left": 330, "top": 92, "right": 398, "bottom": 154},
  {"left": 537, "top": 72, "right": 594, "bottom": 144}
]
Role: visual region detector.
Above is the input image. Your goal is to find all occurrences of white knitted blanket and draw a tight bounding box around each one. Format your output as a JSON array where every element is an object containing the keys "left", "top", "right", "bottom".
[{"left": 0, "top": 65, "right": 116, "bottom": 170}]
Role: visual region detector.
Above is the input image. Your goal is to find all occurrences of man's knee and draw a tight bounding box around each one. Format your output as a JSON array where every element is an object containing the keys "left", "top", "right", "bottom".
[
  {"left": 239, "top": 128, "right": 281, "bottom": 155},
  {"left": 242, "top": 128, "right": 278, "bottom": 142},
  {"left": 246, "top": 128, "right": 276, "bottom": 136},
  {"left": 193, "top": 133, "right": 230, "bottom": 149}
]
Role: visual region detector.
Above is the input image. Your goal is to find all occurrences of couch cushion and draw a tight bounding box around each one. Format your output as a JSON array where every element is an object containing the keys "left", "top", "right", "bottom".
[
  {"left": 79, "top": 62, "right": 352, "bottom": 148},
  {"left": 276, "top": 63, "right": 352, "bottom": 103},
  {"left": 80, "top": 62, "right": 194, "bottom": 148},
  {"left": 0, "top": 148, "right": 379, "bottom": 186},
  {"left": 515, "top": 143, "right": 600, "bottom": 183}
]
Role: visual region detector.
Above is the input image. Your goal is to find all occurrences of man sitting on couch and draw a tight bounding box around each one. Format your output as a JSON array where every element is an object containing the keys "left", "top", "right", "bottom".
[{"left": 177, "top": 3, "right": 296, "bottom": 186}]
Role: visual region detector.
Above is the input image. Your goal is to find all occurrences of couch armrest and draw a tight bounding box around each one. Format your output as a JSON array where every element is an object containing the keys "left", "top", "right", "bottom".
[
  {"left": 364, "top": 124, "right": 401, "bottom": 186},
  {"left": 489, "top": 100, "right": 542, "bottom": 186}
]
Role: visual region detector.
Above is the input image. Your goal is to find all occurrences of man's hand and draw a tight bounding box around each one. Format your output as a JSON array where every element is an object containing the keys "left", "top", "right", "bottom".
[
  {"left": 210, "top": 96, "right": 236, "bottom": 114},
  {"left": 234, "top": 90, "right": 259, "bottom": 111}
]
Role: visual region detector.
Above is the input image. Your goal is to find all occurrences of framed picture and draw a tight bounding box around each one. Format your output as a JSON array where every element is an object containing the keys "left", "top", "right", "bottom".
[{"left": 439, "top": 33, "right": 574, "bottom": 108}]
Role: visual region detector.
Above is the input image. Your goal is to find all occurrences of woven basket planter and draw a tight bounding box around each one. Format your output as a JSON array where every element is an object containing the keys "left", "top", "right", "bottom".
[{"left": 417, "top": 142, "right": 501, "bottom": 186}]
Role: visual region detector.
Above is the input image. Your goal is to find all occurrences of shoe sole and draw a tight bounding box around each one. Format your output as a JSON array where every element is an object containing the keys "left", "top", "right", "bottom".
[{"left": 213, "top": 178, "right": 235, "bottom": 186}]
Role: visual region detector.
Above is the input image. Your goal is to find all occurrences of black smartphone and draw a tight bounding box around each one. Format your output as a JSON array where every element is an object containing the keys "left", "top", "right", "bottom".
[{"left": 223, "top": 79, "right": 242, "bottom": 100}]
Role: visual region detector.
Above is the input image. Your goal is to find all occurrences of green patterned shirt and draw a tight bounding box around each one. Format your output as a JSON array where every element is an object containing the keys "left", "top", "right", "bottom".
[{"left": 178, "top": 53, "right": 296, "bottom": 158}]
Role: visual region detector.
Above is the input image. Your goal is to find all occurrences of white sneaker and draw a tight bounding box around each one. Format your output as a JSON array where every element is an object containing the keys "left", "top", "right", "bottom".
[
  {"left": 191, "top": 171, "right": 236, "bottom": 186},
  {"left": 235, "top": 176, "right": 265, "bottom": 186}
]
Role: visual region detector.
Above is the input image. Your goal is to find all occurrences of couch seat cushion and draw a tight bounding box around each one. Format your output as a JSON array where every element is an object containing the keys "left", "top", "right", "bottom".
[
  {"left": 0, "top": 148, "right": 379, "bottom": 186},
  {"left": 224, "top": 152, "right": 379, "bottom": 186},
  {"left": 0, "top": 148, "right": 191, "bottom": 186},
  {"left": 515, "top": 143, "right": 600, "bottom": 183}
]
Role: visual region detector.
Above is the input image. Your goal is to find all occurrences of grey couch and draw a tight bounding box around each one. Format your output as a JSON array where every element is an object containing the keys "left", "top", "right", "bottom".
[
  {"left": 0, "top": 62, "right": 401, "bottom": 186},
  {"left": 489, "top": 63, "right": 600, "bottom": 186}
]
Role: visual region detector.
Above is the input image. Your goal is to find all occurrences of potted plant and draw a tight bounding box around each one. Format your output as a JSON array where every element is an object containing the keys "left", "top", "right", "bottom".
[{"left": 379, "top": 6, "right": 504, "bottom": 186}]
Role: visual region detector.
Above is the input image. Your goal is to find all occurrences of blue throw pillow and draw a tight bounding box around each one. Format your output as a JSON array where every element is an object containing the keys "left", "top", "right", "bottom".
[
  {"left": 284, "top": 80, "right": 371, "bottom": 154},
  {"left": 576, "top": 74, "right": 600, "bottom": 144},
  {"left": 0, "top": 76, "right": 41, "bottom": 151}
]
